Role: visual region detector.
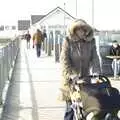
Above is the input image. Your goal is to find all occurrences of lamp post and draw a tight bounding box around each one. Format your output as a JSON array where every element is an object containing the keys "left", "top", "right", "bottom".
[
  {"left": 76, "top": 0, "right": 77, "bottom": 17},
  {"left": 92, "top": 0, "right": 94, "bottom": 27},
  {"left": 64, "top": 3, "right": 66, "bottom": 36}
]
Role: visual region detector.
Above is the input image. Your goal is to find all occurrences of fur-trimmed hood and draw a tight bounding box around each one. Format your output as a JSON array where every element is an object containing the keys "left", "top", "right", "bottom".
[{"left": 67, "top": 19, "right": 94, "bottom": 42}]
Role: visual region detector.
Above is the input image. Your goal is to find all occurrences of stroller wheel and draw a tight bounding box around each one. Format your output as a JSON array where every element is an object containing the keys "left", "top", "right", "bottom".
[
  {"left": 86, "top": 110, "right": 100, "bottom": 120},
  {"left": 86, "top": 112, "right": 94, "bottom": 120},
  {"left": 105, "top": 113, "right": 112, "bottom": 120}
]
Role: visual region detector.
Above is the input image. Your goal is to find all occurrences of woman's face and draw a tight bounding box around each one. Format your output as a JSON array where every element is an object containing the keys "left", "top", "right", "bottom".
[
  {"left": 75, "top": 27, "right": 85, "bottom": 39},
  {"left": 75, "top": 25, "right": 91, "bottom": 39}
]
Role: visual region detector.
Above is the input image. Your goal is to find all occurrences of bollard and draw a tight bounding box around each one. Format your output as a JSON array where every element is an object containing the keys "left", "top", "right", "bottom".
[
  {"left": 59, "top": 34, "right": 63, "bottom": 55},
  {"left": 47, "top": 34, "right": 51, "bottom": 56},
  {"left": 55, "top": 31, "right": 60, "bottom": 62},
  {"left": 47, "top": 31, "right": 54, "bottom": 56},
  {"left": 43, "top": 29, "right": 47, "bottom": 52},
  {"left": 51, "top": 36, "right": 54, "bottom": 50},
  {"left": 45, "top": 38, "right": 47, "bottom": 53},
  {"left": 55, "top": 44, "right": 59, "bottom": 62}
]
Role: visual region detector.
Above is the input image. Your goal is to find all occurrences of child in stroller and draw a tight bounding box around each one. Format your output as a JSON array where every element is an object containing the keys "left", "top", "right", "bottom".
[{"left": 69, "top": 75, "right": 120, "bottom": 120}]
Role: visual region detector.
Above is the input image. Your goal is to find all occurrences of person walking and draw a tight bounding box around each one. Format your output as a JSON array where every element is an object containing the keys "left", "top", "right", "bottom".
[
  {"left": 25, "top": 31, "right": 31, "bottom": 49},
  {"left": 33, "top": 29, "right": 44, "bottom": 57},
  {"left": 42, "top": 29, "right": 47, "bottom": 51},
  {"left": 59, "top": 19, "right": 101, "bottom": 120}
]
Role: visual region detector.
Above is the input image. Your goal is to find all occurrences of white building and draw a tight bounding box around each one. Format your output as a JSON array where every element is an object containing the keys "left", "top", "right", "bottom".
[
  {"left": 30, "top": 6, "right": 75, "bottom": 34},
  {"left": 29, "top": 7, "right": 76, "bottom": 58}
]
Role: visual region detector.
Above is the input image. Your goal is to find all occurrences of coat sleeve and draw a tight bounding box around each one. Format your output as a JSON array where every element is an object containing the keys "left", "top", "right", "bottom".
[
  {"left": 60, "top": 39, "right": 75, "bottom": 84},
  {"left": 29, "top": 34, "right": 31, "bottom": 39},
  {"left": 90, "top": 39, "right": 101, "bottom": 74}
]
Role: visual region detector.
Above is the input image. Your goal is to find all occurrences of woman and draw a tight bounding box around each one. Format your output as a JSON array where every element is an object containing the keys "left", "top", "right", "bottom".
[{"left": 60, "top": 19, "right": 101, "bottom": 120}]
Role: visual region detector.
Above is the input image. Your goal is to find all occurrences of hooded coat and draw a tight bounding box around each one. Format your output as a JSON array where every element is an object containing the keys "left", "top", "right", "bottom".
[{"left": 59, "top": 20, "right": 101, "bottom": 101}]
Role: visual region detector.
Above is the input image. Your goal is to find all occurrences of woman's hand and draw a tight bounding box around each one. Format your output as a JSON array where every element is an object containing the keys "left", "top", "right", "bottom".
[{"left": 69, "top": 75, "right": 85, "bottom": 85}]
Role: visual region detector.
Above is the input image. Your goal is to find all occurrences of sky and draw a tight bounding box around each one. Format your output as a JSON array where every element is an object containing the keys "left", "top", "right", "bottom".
[{"left": 0, "top": 0, "right": 120, "bottom": 30}]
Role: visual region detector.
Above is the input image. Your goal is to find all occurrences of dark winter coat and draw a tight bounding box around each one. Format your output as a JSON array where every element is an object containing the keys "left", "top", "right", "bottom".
[
  {"left": 25, "top": 34, "right": 31, "bottom": 41},
  {"left": 109, "top": 45, "right": 120, "bottom": 56}
]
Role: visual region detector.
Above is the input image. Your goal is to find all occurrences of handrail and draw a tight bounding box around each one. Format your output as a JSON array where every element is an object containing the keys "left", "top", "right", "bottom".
[{"left": 0, "top": 37, "right": 20, "bottom": 104}]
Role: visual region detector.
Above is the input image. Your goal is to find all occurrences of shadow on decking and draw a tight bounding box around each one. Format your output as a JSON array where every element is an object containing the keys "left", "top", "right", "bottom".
[{"left": 1, "top": 49, "right": 39, "bottom": 120}]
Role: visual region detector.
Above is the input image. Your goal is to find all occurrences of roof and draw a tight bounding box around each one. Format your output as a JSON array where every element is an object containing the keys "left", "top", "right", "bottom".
[
  {"left": 31, "top": 15, "right": 45, "bottom": 25},
  {"left": 45, "top": 6, "right": 75, "bottom": 19},
  {"left": 33, "top": 6, "right": 75, "bottom": 25}
]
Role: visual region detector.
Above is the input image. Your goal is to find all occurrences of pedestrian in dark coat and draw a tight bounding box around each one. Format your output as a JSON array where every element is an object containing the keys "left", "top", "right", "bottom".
[{"left": 25, "top": 31, "right": 31, "bottom": 49}]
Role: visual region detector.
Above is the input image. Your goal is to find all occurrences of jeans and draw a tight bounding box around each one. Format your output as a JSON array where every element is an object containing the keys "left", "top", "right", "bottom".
[
  {"left": 64, "top": 101, "right": 74, "bottom": 120},
  {"left": 36, "top": 44, "right": 41, "bottom": 57},
  {"left": 112, "top": 59, "right": 120, "bottom": 75}
]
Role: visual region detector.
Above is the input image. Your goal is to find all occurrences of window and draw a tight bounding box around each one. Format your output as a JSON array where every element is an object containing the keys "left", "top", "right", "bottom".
[{"left": 12, "top": 26, "right": 16, "bottom": 30}]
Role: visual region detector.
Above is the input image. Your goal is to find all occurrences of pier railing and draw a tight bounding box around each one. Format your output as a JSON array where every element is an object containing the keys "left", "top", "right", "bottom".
[{"left": 0, "top": 37, "right": 20, "bottom": 103}]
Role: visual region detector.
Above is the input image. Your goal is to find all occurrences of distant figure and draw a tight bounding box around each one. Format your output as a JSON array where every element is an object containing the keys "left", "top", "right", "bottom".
[
  {"left": 33, "top": 29, "right": 44, "bottom": 57},
  {"left": 109, "top": 40, "right": 120, "bottom": 75},
  {"left": 43, "top": 29, "right": 47, "bottom": 39},
  {"left": 25, "top": 31, "right": 31, "bottom": 49},
  {"left": 42, "top": 29, "right": 47, "bottom": 51}
]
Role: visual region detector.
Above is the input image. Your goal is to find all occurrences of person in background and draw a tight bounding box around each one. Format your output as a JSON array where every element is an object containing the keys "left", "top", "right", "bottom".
[
  {"left": 43, "top": 29, "right": 47, "bottom": 39},
  {"left": 25, "top": 31, "right": 31, "bottom": 49},
  {"left": 42, "top": 29, "right": 47, "bottom": 51},
  {"left": 33, "top": 29, "right": 44, "bottom": 57},
  {"left": 109, "top": 40, "right": 120, "bottom": 76},
  {"left": 59, "top": 19, "right": 101, "bottom": 120}
]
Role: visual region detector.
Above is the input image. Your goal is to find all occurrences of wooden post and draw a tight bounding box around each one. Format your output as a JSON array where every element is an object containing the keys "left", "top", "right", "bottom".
[
  {"left": 55, "top": 31, "right": 61, "bottom": 62},
  {"left": 44, "top": 38, "right": 47, "bottom": 53},
  {"left": 43, "top": 30, "right": 47, "bottom": 52},
  {"left": 42, "top": 40, "right": 45, "bottom": 51},
  {"left": 47, "top": 31, "right": 52, "bottom": 56},
  {"left": 59, "top": 34, "right": 63, "bottom": 54}
]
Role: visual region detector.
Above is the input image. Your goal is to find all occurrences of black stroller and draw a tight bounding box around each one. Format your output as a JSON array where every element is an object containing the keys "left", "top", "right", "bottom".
[{"left": 69, "top": 75, "right": 120, "bottom": 120}]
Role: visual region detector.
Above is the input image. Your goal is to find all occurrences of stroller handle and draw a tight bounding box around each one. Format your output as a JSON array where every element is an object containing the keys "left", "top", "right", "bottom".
[
  {"left": 87, "top": 75, "right": 110, "bottom": 84},
  {"left": 69, "top": 75, "right": 111, "bottom": 85}
]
